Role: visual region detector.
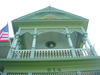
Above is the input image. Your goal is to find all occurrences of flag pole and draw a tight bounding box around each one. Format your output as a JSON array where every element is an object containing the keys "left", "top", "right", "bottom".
[{"left": 7, "top": 22, "right": 12, "bottom": 47}]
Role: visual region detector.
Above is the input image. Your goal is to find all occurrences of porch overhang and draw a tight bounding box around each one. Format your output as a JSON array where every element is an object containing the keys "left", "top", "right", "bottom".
[
  {"left": 0, "top": 56, "right": 100, "bottom": 71},
  {"left": 12, "top": 19, "right": 88, "bottom": 34}
]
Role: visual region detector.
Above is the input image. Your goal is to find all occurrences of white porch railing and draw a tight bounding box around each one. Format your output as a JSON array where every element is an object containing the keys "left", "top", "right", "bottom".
[
  {"left": 32, "top": 72, "right": 77, "bottom": 75},
  {"left": 12, "top": 50, "right": 31, "bottom": 58},
  {"left": 75, "top": 48, "right": 94, "bottom": 57},
  {"left": 34, "top": 49, "right": 72, "bottom": 58},
  {"left": 6, "top": 70, "right": 100, "bottom": 75},
  {"left": 12, "top": 48, "right": 94, "bottom": 58},
  {"left": 81, "top": 70, "right": 100, "bottom": 75},
  {"left": 7, "top": 73, "right": 28, "bottom": 75}
]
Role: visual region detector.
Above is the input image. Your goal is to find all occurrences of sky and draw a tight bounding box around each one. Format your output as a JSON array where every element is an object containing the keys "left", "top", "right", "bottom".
[{"left": 0, "top": 0, "right": 100, "bottom": 55}]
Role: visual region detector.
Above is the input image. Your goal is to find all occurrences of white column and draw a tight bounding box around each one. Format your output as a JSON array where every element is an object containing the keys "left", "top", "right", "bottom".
[
  {"left": 12, "top": 28, "right": 21, "bottom": 49},
  {"left": 15, "top": 42, "right": 20, "bottom": 50},
  {"left": 81, "top": 27, "right": 98, "bottom": 56},
  {"left": 7, "top": 28, "right": 21, "bottom": 58},
  {"left": 30, "top": 28, "right": 37, "bottom": 58},
  {"left": 65, "top": 27, "right": 76, "bottom": 57},
  {"left": 81, "top": 27, "right": 91, "bottom": 47},
  {"left": 82, "top": 33, "right": 88, "bottom": 48},
  {"left": 84, "top": 43, "right": 88, "bottom": 48},
  {"left": 12, "top": 33, "right": 19, "bottom": 49},
  {"left": 7, "top": 34, "right": 19, "bottom": 58},
  {"left": 87, "top": 37, "right": 98, "bottom": 56}
]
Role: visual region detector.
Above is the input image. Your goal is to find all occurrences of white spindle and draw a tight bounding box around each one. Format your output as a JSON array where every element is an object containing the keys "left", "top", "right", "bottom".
[
  {"left": 35, "top": 51, "right": 37, "bottom": 58},
  {"left": 47, "top": 51, "right": 48, "bottom": 58},
  {"left": 55, "top": 50, "right": 57, "bottom": 58},
  {"left": 43, "top": 51, "right": 45, "bottom": 58}
]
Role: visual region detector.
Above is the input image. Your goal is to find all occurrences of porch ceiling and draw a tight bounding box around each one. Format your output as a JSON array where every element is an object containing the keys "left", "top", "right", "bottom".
[
  {"left": 20, "top": 31, "right": 83, "bottom": 50},
  {"left": 36, "top": 32, "right": 69, "bottom": 49}
]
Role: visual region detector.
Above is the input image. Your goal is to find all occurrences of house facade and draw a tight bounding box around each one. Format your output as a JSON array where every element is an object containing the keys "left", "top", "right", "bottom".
[{"left": 0, "top": 6, "right": 100, "bottom": 75}]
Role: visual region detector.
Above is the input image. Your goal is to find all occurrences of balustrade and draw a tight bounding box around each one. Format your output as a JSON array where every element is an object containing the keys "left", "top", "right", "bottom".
[
  {"left": 12, "top": 48, "right": 94, "bottom": 58},
  {"left": 75, "top": 48, "right": 94, "bottom": 57},
  {"left": 6, "top": 70, "right": 100, "bottom": 75},
  {"left": 7, "top": 72, "right": 77, "bottom": 75},
  {"left": 13, "top": 50, "right": 31, "bottom": 58},
  {"left": 34, "top": 49, "right": 72, "bottom": 58},
  {"left": 32, "top": 72, "right": 77, "bottom": 75},
  {"left": 7, "top": 73, "right": 28, "bottom": 75},
  {"left": 81, "top": 70, "right": 100, "bottom": 75}
]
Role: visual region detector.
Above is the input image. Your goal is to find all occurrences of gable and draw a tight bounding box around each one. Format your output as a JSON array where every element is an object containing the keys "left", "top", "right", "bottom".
[
  {"left": 13, "top": 6, "right": 88, "bottom": 21},
  {"left": 12, "top": 6, "right": 88, "bottom": 34}
]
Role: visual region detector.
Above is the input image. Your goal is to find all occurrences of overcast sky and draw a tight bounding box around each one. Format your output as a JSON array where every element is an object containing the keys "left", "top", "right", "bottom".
[{"left": 0, "top": 0, "right": 100, "bottom": 55}]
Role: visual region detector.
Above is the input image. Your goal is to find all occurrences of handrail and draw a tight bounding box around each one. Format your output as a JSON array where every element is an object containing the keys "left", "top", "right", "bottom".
[
  {"left": 35, "top": 49, "right": 71, "bottom": 51},
  {"left": 14, "top": 50, "right": 31, "bottom": 51}
]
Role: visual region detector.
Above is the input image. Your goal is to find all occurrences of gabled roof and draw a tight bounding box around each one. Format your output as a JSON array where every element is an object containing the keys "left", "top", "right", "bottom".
[
  {"left": 12, "top": 6, "right": 88, "bottom": 34},
  {"left": 13, "top": 6, "right": 88, "bottom": 21}
]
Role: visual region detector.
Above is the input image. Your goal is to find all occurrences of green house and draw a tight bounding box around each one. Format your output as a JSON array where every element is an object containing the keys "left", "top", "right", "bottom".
[{"left": 0, "top": 6, "right": 100, "bottom": 75}]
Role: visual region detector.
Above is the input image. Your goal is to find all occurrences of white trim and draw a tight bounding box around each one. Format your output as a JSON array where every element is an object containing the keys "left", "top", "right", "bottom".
[{"left": 20, "top": 27, "right": 81, "bottom": 29}]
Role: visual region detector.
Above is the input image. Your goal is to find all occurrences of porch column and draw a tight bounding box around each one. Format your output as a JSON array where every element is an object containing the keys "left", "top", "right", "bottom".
[
  {"left": 65, "top": 27, "right": 76, "bottom": 57},
  {"left": 81, "top": 27, "right": 98, "bottom": 56},
  {"left": 7, "top": 28, "right": 21, "bottom": 58},
  {"left": 30, "top": 28, "right": 37, "bottom": 58},
  {"left": 15, "top": 41, "right": 20, "bottom": 50}
]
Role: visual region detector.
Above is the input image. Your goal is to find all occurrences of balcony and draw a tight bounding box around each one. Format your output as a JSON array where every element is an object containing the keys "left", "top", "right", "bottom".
[{"left": 12, "top": 48, "right": 94, "bottom": 58}]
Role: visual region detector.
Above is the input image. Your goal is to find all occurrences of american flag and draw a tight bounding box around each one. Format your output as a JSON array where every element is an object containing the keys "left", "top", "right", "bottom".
[{"left": 0, "top": 24, "right": 9, "bottom": 42}]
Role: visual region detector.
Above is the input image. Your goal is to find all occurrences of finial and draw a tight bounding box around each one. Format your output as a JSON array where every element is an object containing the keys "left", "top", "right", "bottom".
[{"left": 49, "top": 4, "right": 52, "bottom": 7}]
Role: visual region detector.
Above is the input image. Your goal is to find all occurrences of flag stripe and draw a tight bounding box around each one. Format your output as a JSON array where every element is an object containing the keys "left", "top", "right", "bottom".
[
  {"left": 0, "top": 30, "right": 2, "bottom": 34},
  {"left": 0, "top": 24, "right": 9, "bottom": 42},
  {"left": 0, "top": 38, "right": 9, "bottom": 40},
  {"left": 0, "top": 31, "right": 3, "bottom": 37},
  {"left": 0, "top": 39, "right": 9, "bottom": 41}
]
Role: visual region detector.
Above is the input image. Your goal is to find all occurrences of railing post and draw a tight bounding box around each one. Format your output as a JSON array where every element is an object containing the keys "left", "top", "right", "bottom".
[
  {"left": 65, "top": 27, "right": 76, "bottom": 57},
  {"left": 0, "top": 71, "right": 2, "bottom": 75},
  {"left": 81, "top": 27, "right": 98, "bottom": 56},
  {"left": 28, "top": 72, "right": 32, "bottom": 75},
  {"left": 77, "top": 71, "right": 81, "bottom": 75},
  {"left": 7, "top": 28, "right": 21, "bottom": 58},
  {"left": 2, "top": 72, "right": 7, "bottom": 75},
  {"left": 30, "top": 28, "right": 37, "bottom": 58}
]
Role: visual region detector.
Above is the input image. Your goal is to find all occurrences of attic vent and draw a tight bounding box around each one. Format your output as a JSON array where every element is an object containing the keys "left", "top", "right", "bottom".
[
  {"left": 45, "top": 8, "right": 54, "bottom": 11},
  {"left": 43, "top": 17, "right": 58, "bottom": 19},
  {"left": 42, "top": 14, "right": 59, "bottom": 19}
]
